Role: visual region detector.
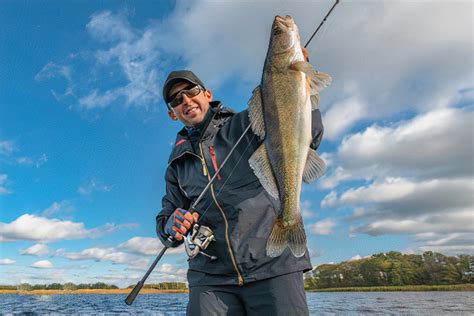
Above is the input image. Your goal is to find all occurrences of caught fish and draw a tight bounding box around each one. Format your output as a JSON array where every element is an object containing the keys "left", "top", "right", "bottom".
[{"left": 247, "top": 15, "right": 331, "bottom": 257}]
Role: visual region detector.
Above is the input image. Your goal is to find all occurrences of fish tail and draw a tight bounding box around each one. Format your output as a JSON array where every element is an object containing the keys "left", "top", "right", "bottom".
[
  {"left": 288, "top": 219, "right": 307, "bottom": 258},
  {"left": 266, "top": 216, "right": 307, "bottom": 258},
  {"left": 266, "top": 218, "right": 289, "bottom": 257}
]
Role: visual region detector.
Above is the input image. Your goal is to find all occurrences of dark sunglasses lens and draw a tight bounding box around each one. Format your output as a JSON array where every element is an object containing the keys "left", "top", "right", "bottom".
[
  {"left": 169, "top": 86, "right": 200, "bottom": 108},
  {"left": 170, "top": 95, "right": 183, "bottom": 108}
]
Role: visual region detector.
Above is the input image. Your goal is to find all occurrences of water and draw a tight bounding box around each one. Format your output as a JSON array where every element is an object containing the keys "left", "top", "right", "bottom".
[{"left": 0, "top": 292, "right": 473, "bottom": 315}]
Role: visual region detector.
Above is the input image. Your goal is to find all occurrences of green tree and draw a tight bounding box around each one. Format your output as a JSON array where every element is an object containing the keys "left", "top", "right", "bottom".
[{"left": 63, "top": 282, "right": 77, "bottom": 290}]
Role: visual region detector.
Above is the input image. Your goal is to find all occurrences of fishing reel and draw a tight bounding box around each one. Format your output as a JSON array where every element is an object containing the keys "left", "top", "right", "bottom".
[{"left": 184, "top": 224, "right": 217, "bottom": 261}]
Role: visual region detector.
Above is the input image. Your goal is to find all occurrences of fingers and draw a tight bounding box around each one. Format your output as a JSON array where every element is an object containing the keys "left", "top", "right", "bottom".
[
  {"left": 170, "top": 208, "right": 200, "bottom": 240},
  {"left": 172, "top": 227, "right": 183, "bottom": 241},
  {"left": 301, "top": 47, "right": 309, "bottom": 62}
]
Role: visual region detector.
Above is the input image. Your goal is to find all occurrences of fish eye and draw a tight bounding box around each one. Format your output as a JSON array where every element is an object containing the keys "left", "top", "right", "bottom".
[{"left": 273, "top": 28, "right": 282, "bottom": 36}]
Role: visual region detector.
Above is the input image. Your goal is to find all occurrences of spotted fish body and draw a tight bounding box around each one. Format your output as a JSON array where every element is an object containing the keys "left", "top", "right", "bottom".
[{"left": 248, "top": 16, "right": 331, "bottom": 257}]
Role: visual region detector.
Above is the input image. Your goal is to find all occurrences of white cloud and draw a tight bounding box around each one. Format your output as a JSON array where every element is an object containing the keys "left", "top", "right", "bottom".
[
  {"left": 0, "top": 140, "right": 15, "bottom": 155},
  {"left": 16, "top": 153, "right": 48, "bottom": 167},
  {"left": 77, "top": 11, "right": 161, "bottom": 110},
  {"left": 63, "top": 247, "right": 128, "bottom": 262},
  {"left": 326, "top": 177, "right": 474, "bottom": 241},
  {"left": 35, "top": 62, "right": 72, "bottom": 82},
  {"left": 31, "top": 260, "right": 53, "bottom": 269},
  {"left": 0, "top": 258, "right": 16, "bottom": 265},
  {"left": 301, "top": 200, "right": 316, "bottom": 219},
  {"left": 87, "top": 11, "right": 135, "bottom": 43},
  {"left": 320, "top": 190, "right": 338, "bottom": 208},
  {"left": 0, "top": 174, "right": 12, "bottom": 195},
  {"left": 118, "top": 236, "right": 183, "bottom": 256},
  {"left": 0, "top": 214, "right": 133, "bottom": 242},
  {"left": 59, "top": 246, "right": 149, "bottom": 270},
  {"left": 41, "top": 200, "right": 76, "bottom": 217},
  {"left": 77, "top": 178, "right": 112, "bottom": 195},
  {"left": 336, "top": 108, "right": 473, "bottom": 182},
  {"left": 20, "top": 244, "right": 49, "bottom": 256},
  {"left": 308, "top": 218, "right": 336, "bottom": 235},
  {"left": 337, "top": 177, "right": 474, "bottom": 218},
  {"left": 414, "top": 232, "right": 474, "bottom": 255},
  {"left": 348, "top": 254, "right": 372, "bottom": 262},
  {"left": 38, "top": 1, "right": 472, "bottom": 122},
  {"left": 348, "top": 255, "right": 362, "bottom": 262},
  {"left": 323, "top": 97, "right": 367, "bottom": 140},
  {"left": 419, "top": 245, "right": 474, "bottom": 255},
  {"left": 100, "top": 264, "right": 187, "bottom": 287},
  {"left": 159, "top": 1, "right": 472, "bottom": 117},
  {"left": 318, "top": 105, "right": 474, "bottom": 253}
]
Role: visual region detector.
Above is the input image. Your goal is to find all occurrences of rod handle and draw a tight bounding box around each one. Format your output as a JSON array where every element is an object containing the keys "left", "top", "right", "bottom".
[{"left": 125, "top": 281, "right": 144, "bottom": 305}]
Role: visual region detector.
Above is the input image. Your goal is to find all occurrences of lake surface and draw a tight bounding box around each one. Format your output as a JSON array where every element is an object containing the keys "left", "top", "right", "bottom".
[{"left": 1, "top": 292, "right": 473, "bottom": 315}]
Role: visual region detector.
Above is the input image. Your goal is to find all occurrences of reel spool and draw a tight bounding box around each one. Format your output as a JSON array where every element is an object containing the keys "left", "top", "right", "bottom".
[{"left": 184, "top": 224, "right": 217, "bottom": 261}]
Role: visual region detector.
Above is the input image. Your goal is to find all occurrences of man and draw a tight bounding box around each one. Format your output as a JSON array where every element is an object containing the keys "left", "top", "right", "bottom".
[{"left": 156, "top": 50, "right": 324, "bottom": 316}]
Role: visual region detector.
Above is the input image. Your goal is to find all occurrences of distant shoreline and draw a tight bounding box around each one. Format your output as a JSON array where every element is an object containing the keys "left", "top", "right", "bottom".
[
  {"left": 306, "top": 284, "right": 474, "bottom": 292},
  {"left": 0, "top": 289, "right": 188, "bottom": 295},
  {"left": 1, "top": 284, "right": 472, "bottom": 294}
]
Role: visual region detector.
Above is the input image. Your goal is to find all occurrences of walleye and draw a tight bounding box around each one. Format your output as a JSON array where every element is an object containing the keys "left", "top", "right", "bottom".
[{"left": 248, "top": 15, "right": 331, "bottom": 257}]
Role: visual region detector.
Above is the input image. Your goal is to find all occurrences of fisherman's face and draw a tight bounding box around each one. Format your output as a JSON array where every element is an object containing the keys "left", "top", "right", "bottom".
[{"left": 168, "top": 81, "right": 212, "bottom": 127}]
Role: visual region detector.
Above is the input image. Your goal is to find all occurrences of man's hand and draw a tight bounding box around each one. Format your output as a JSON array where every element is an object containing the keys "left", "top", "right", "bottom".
[
  {"left": 165, "top": 208, "right": 200, "bottom": 241},
  {"left": 302, "top": 47, "right": 309, "bottom": 62}
]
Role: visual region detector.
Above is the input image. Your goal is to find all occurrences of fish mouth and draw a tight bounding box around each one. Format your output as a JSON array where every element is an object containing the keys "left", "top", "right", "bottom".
[{"left": 272, "top": 15, "right": 294, "bottom": 35}]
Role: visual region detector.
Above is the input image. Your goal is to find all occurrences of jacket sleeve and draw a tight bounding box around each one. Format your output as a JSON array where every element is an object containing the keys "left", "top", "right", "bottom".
[
  {"left": 156, "top": 165, "right": 190, "bottom": 248},
  {"left": 310, "top": 109, "right": 324, "bottom": 150}
]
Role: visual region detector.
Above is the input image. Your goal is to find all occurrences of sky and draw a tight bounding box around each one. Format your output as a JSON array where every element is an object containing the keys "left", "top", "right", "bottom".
[{"left": 0, "top": 0, "right": 473, "bottom": 288}]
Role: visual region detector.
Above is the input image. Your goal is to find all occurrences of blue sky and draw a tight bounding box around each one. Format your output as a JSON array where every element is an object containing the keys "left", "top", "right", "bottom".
[{"left": 1, "top": 0, "right": 473, "bottom": 287}]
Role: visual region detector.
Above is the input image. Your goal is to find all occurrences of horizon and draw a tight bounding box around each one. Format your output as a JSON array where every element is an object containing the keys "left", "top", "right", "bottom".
[{"left": 1, "top": 0, "right": 473, "bottom": 288}]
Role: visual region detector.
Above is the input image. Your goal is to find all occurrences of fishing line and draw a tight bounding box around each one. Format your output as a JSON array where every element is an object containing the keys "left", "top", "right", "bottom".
[
  {"left": 196, "top": 131, "right": 257, "bottom": 224},
  {"left": 304, "top": 0, "right": 340, "bottom": 48},
  {"left": 125, "top": 1, "right": 341, "bottom": 305}
]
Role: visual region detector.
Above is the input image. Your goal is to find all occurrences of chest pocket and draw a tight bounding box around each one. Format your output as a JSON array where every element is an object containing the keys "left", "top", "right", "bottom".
[{"left": 174, "top": 155, "right": 209, "bottom": 201}]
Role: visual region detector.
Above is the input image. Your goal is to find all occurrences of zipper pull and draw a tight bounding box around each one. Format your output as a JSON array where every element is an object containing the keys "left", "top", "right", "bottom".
[
  {"left": 198, "top": 143, "right": 208, "bottom": 177},
  {"left": 201, "top": 159, "right": 208, "bottom": 176},
  {"left": 209, "top": 146, "right": 222, "bottom": 180}
]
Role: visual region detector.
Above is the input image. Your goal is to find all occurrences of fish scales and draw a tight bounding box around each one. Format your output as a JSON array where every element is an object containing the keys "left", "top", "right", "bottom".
[
  {"left": 265, "top": 71, "right": 311, "bottom": 221},
  {"left": 248, "top": 15, "right": 331, "bottom": 257}
]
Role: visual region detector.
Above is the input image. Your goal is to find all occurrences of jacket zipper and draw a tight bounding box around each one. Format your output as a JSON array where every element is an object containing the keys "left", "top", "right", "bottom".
[
  {"left": 209, "top": 146, "right": 221, "bottom": 180},
  {"left": 170, "top": 150, "right": 207, "bottom": 176},
  {"left": 199, "top": 142, "right": 244, "bottom": 286}
]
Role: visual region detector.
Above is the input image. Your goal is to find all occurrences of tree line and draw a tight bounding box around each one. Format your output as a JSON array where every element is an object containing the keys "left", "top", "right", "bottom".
[
  {"left": 13, "top": 282, "right": 119, "bottom": 291},
  {"left": 134, "top": 282, "right": 187, "bottom": 290},
  {"left": 304, "top": 251, "right": 473, "bottom": 290},
  {"left": 1, "top": 282, "right": 189, "bottom": 291}
]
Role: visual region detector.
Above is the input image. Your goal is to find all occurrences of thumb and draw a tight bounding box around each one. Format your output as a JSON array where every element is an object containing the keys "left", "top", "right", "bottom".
[{"left": 193, "top": 212, "right": 199, "bottom": 223}]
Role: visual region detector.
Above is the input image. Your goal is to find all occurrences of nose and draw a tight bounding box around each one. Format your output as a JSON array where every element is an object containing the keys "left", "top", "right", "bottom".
[{"left": 182, "top": 93, "right": 192, "bottom": 104}]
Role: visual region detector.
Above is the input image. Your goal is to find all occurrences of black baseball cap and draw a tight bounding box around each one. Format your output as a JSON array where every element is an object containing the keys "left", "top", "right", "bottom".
[{"left": 162, "top": 70, "right": 206, "bottom": 104}]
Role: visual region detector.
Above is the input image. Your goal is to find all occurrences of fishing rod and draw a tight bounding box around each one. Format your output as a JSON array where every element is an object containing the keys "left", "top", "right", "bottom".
[
  {"left": 304, "top": 0, "right": 339, "bottom": 48},
  {"left": 125, "top": 120, "right": 252, "bottom": 306},
  {"left": 125, "top": 1, "right": 340, "bottom": 305}
]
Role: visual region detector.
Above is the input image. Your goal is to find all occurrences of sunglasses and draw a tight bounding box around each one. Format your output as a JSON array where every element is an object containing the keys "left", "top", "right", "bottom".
[{"left": 168, "top": 85, "right": 203, "bottom": 108}]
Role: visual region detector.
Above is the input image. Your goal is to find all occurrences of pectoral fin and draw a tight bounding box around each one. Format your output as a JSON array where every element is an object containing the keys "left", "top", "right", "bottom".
[
  {"left": 247, "top": 85, "right": 265, "bottom": 140},
  {"left": 290, "top": 61, "right": 332, "bottom": 110},
  {"left": 303, "top": 148, "right": 326, "bottom": 183},
  {"left": 249, "top": 143, "right": 279, "bottom": 199}
]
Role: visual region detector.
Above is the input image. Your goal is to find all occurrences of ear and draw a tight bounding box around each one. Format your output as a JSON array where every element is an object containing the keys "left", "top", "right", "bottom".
[
  {"left": 168, "top": 110, "right": 178, "bottom": 121},
  {"left": 203, "top": 89, "right": 213, "bottom": 102}
]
